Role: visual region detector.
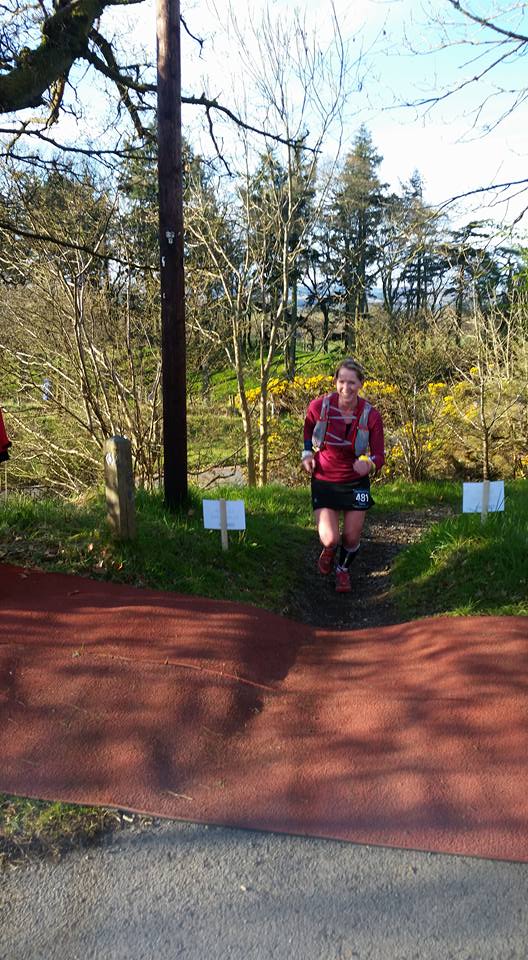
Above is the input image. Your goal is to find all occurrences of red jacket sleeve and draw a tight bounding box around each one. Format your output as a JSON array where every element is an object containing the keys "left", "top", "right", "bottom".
[
  {"left": 303, "top": 396, "right": 324, "bottom": 449},
  {"left": 367, "top": 406, "right": 385, "bottom": 473},
  {"left": 0, "top": 408, "right": 11, "bottom": 463}
]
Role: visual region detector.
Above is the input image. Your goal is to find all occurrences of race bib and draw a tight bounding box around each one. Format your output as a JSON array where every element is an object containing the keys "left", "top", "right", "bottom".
[{"left": 352, "top": 488, "right": 370, "bottom": 507}]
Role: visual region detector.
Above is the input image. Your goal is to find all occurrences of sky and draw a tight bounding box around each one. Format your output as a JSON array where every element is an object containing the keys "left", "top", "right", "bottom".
[{"left": 59, "top": 0, "right": 528, "bottom": 232}]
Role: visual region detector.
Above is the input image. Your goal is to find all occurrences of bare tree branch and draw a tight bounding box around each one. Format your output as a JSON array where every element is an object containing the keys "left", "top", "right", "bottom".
[
  {"left": 180, "top": 14, "right": 204, "bottom": 53},
  {"left": 0, "top": 0, "right": 143, "bottom": 114},
  {"left": 436, "top": 177, "right": 528, "bottom": 213},
  {"left": 0, "top": 125, "right": 142, "bottom": 158},
  {"left": 0, "top": 218, "right": 157, "bottom": 271},
  {"left": 445, "top": 1, "right": 528, "bottom": 44},
  {"left": 183, "top": 94, "right": 311, "bottom": 150},
  {"left": 0, "top": 1, "right": 312, "bottom": 153},
  {"left": 395, "top": 1, "right": 528, "bottom": 148},
  {"left": 87, "top": 27, "right": 151, "bottom": 139},
  {"left": 402, "top": 40, "right": 526, "bottom": 109}
]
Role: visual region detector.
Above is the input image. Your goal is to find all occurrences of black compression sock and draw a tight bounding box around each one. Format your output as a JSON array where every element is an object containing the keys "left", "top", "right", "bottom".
[{"left": 338, "top": 544, "right": 360, "bottom": 569}]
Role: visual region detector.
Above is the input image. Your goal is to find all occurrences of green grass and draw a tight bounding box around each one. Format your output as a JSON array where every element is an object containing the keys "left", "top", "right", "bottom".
[
  {"left": 371, "top": 478, "right": 461, "bottom": 512},
  {"left": 0, "top": 478, "right": 522, "bottom": 618},
  {"left": 392, "top": 480, "right": 528, "bottom": 617},
  {"left": 0, "top": 484, "right": 315, "bottom": 612},
  {"left": 187, "top": 409, "right": 245, "bottom": 468},
  {"left": 206, "top": 343, "right": 341, "bottom": 404},
  {"left": 0, "top": 796, "right": 133, "bottom": 867}
]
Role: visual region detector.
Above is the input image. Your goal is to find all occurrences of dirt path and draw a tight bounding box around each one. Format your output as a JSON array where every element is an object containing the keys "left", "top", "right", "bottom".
[{"left": 284, "top": 507, "right": 453, "bottom": 629}]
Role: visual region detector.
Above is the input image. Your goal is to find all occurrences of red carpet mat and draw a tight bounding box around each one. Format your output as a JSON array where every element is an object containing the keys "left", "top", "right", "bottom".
[{"left": 1, "top": 563, "right": 527, "bottom": 861}]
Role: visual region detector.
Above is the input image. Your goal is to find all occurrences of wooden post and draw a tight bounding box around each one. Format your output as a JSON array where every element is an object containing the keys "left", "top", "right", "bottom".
[
  {"left": 219, "top": 498, "right": 229, "bottom": 551},
  {"left": 104, "top": 437, "right": 136, "bottom": 540},
  {"left": 157, "top": 0, "right": 188, "bottom": 510},
  {"left": 481, "top": 479, "right": 490, "bottom": 524}
]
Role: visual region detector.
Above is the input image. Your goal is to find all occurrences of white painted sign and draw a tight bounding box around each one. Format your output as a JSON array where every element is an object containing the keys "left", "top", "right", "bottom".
[
  {"left": 203, "top": 499, "right": 246, "bottom": 531},
  {"left": 462, "top": 481, "right": 505, "bottom": 514}
]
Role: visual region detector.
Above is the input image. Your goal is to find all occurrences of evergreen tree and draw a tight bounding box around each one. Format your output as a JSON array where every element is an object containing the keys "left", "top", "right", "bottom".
[
  {"left": 241, "top": 146, "right": 316, "bottom": 378},
  {"left": 378, "top": 171, "right": 450, "bottom": 325},
  {"left": 442, "top": 222, "right": 524, "bottom": 328},
  {"left": 330, "top": 126, "right": 385, "bottom": 350}
]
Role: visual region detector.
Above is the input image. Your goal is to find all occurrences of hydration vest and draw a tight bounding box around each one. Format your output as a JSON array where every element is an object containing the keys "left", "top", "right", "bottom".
[{"left": 312, "top": 394, "right": 371, "bottom": 455}]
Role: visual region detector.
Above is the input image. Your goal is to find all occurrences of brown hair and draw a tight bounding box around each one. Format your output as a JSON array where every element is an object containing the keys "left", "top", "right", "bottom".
[{"left": 334, "top": 358, "right": 365, "bottom": 383}]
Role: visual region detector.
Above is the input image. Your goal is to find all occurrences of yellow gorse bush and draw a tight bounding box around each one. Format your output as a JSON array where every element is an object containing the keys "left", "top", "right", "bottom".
[
  {"left": 242, "top": 373, "right": 333, "bottom": 407},
  {"left": 233, "top": 370, "right": 526, "bottom": 481},
  {"left": 441, "top": 395, "right": 457, "bottom": 417},
  {"left": 362, "top": 379, "right": 398, "bottom": 396},
  {"left": 427, "top": 382, "right": 447, "bottom": 398},
  {"left": 244, "top": 374, "right": 402, "bottom": 409}
]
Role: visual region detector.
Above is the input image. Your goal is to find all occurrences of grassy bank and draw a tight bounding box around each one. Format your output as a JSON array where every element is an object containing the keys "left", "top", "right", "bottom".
[
  {"left": 0, "top": 478, "right": 523, "bottom": 617},
  {"left": 392, "top": 479, "right": 528, "bottom": 618},
  {"left": 0, "top": 485, "right": 315, "bottom": 612}
]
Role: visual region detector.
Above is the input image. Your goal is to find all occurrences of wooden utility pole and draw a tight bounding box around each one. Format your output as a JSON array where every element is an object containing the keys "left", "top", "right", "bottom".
[{"left": 156, "top": 0, "right": 188, "bottom": 508}]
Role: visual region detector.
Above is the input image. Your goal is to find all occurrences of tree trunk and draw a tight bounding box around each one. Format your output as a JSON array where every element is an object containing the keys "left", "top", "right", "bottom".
[
  {"left": 258, "top": 382, "right": 268, "bottom": 486},
  {"left": 321, "top": 302, "right": 330, "bottom": 352},
  {"left": 479, "top": 378, "right": 490, "bottom": 481},
  {"left": 232, "top": 321, "right": 256, "bottom": 486},
  {"left": 285, "top": 280, "right": 298, "bottom": 380}
]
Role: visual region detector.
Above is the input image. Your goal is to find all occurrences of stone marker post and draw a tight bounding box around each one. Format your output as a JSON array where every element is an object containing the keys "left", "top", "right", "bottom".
[{"left": 104, "top": 436, "right": 136, "bottom": 539}]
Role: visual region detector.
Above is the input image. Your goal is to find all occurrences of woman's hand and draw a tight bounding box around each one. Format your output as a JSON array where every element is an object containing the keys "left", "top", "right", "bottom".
[
  {"left": 301, "top": 453, "right": 316, "bottom": 475},
  {"left": 353, "top": 457, "right": 373, "bottom": 478}
]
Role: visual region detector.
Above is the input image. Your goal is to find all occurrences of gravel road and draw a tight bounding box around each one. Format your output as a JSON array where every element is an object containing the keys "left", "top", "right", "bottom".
[{"left": 2, "top": 818, "right": 527, "bottom": 960}]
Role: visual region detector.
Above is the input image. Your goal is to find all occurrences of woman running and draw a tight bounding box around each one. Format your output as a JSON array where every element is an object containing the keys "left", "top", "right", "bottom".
[{"left": 302, "top": 358, "right": 385, "bottom": 592}]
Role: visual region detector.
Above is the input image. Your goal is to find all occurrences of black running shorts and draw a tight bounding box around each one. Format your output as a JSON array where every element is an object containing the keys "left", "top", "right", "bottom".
[{"left": 311, "top": 477, "right": 374, "bottom": 512}]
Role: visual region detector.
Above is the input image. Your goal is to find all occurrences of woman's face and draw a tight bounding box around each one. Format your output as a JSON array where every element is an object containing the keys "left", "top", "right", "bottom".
[{"left": 335, "top": 367, "right": 362, "bottom": 405}]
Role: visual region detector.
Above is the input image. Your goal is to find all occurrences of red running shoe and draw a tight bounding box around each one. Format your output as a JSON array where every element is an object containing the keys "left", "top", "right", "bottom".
[
  {"left": 335, "top": 567, "right": 351, "bottom": 593},
  {"left": 318, "top": 546, "right": 335, "bottom": 576}
]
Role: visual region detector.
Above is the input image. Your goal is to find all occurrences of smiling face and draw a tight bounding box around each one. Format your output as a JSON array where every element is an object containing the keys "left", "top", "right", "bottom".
[{"left": 335, "top": 365, "right": 363, "bottom": 407}]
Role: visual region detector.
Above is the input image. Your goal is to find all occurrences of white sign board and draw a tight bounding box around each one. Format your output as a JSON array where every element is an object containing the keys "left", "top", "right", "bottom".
[
  {"left": 462, "top": 481, "right": 505, "bottom": 514},
  {"left": 203, "top": 499, "right": 246, "bottom": 530}
]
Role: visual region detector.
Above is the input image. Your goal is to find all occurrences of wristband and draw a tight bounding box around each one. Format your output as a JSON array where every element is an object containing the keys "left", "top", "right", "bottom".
[{"left": 301, "top": 450, "right": 314, "bottom": 461}]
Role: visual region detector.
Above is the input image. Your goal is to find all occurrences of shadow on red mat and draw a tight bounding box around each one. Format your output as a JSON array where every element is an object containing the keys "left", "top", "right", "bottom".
[{"left": 1, "top": 563, "right": 527, "bottom": 861}]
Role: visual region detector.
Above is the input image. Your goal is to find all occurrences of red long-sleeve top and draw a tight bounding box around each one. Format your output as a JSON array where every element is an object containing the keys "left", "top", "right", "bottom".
[{"left": 303, "top": 393, "right": 385, "bottom": 483}]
